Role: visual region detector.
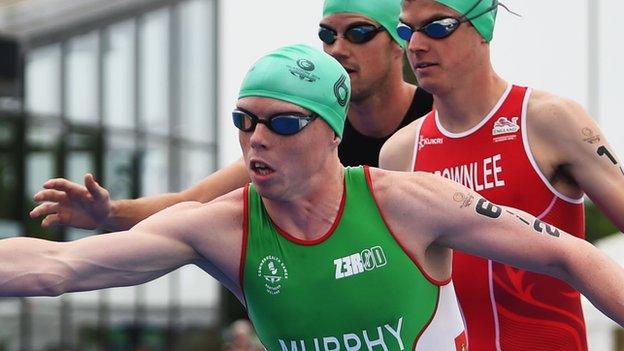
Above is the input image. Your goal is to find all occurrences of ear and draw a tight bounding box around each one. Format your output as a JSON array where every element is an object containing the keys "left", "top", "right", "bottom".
[
  {"left": 331, "top": 134, "right": 342, "bottom": 148},
  {"left": 392, "top": 42, "right": 405, "bottom": 60}
]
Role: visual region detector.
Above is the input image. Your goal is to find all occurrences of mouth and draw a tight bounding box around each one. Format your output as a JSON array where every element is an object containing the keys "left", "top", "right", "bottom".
[
  {"left": 343, "top": 67, "right": 357, "bottom": 75},
  {"left": 414, "top": 62, "right": 437, "bottom": 71},
  {"left": 336, "top": 60, "right": 356, "bottom": 75},
  {"left": 250, "top": 160, "right": 275, "bottom": 176}
]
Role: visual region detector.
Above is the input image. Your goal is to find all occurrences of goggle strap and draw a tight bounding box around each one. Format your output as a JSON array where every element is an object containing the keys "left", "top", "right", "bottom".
[
  {"left": 462, "top": 0, "right": 487, "bottom": 20},
  {"left": 498, "top": 2, "right": 522, "bottom": 18},
  {"left": 464, "top": 0, "right": 521, "bottom": 22}
]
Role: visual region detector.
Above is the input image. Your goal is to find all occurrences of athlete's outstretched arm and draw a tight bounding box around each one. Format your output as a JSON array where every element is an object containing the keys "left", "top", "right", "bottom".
[
  {"left": 2, "top": 191, "right": 244, "bottom": 297},
  {"left": 371, "top": 169, "right": 624, "bottom": 327},
  {"left": 527, "top": 91, "right": 624, "bottom": 231},
  {"left": 30, "top": 158, "right": 249, "bottom": 231}
]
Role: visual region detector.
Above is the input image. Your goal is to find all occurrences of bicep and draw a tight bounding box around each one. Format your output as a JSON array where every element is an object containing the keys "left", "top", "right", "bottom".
[
  {"left": 373, "top": 170, "right": 581, "bottom": 282},
  {"left": 536, "top": 99, "right": 624, "bottom": 231},
  {"left": 135, "top": 193, "right": 245, "bottom": 292},
  {"left": 434, "top": 189, "right": 579, "bottom": 278},
  {"left": 568, "top": 134, "right": 624, "bottom": 231}
]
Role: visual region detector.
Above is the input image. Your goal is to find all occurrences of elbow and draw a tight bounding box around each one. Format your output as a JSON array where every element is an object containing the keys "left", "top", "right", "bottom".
[
  {"left": 0, "top": 272, "right": 69, "bottom": 297},
  {"left": 544, "top": 239, "right": 595, "bottom": 288},
  {"left": 544, "top": 260, "right": 574, "bottom": 286},
  {"left": 37, "top": 251, "right": 74, "bottom": 296},
  {"left": 33, "top": 256, "right": 75, "bottom": 296},
  {"left": 33, "top": 273, "right": 69, "bottom": 297}
]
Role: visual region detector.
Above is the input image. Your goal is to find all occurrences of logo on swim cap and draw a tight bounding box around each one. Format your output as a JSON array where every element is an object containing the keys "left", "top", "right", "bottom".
[
  {"left": 288, "top": 60, "right": 320, "bottom": 82},
  {"left": 297, "top": 59, "right": 315, "bottom": 71},
  {"left": 333, "top": 74, "right": 349, "bottom": 107}
]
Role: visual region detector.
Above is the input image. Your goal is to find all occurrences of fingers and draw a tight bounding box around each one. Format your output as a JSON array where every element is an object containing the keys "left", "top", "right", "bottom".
[
  {"left": 32, "top": 189, "right": 69, "bottom": 204},
  {"left": 40, "top": 214, "right": 61, "bottom": 229},
  {"left": 42, "top": 178, "right": 87, "bottom": 195},
  {"left": 84, "top": 173, "right": 109, "bottom": 200},
  {"left": 40, "top": 174, "right": 108, "bottom": 201},
  {"left": 30, "top": 202, "right": 59, "bottom": 219}
]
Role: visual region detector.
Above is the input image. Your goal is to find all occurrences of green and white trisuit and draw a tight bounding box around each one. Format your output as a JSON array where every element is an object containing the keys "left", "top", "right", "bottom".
[{"left": 241, "top": 166, "right": 466, "bottom": 351}]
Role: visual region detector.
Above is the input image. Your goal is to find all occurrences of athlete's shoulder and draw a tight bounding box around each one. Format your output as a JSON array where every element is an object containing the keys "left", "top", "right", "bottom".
[
  {"left": 527, "top": 89, "right": 591, "bottom": 131},
  {"left": 202, "top": 187, "right": 246, "bottom": 218},
  {"left": 367, "top": 168, "right": 458, "bottom": 227},
  {"left": 379, "top": 118, "right": 425, "bottom": 171},
  {"left": 137, "top": 187, "right": 245, "bottom": 231},
  {"left": 368, "top": 168, "right": 438, "bottom": 199},
  {"left": 524, "top": 89, "right": 597, "bottom": 166}
]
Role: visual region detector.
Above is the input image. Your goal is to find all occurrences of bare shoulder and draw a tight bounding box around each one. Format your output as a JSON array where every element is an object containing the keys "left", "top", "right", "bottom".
[
  {"left": 527, "top": 89, "right": 594, "bottom": 138},
  {"left": 526, "top": 89, "right": 604, "bottom": 169},
  {"left": 133, "top": 187, "right": 246, "bottom": 274},
  {"left": 367, "top": 167, "right": 468, "bottom": 280},
  {"left": 133, "top": 187, "right": 245, "bottom": 239},
  {"left": 379, "top": 118, "right": 424, "bottom": 171},
  {"left": 368, "top": 168, "right": 449, "bottom": 217},
  {"left": 369, "top": 167, "right": 482, "bottom": 227}
]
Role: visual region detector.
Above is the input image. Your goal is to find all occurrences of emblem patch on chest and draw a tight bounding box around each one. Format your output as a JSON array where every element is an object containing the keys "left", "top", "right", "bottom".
[
  {"left": 492, "top": 116, "right": 520, "bottom": 136},
  {"left": 258, "top": 255, "right": 289, "bottom": 295}
]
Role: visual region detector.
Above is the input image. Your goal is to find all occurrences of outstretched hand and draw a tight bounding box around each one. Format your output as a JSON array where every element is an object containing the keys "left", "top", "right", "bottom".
[{"left": 30, "top": 173, "right": 112, "bottom": 230}]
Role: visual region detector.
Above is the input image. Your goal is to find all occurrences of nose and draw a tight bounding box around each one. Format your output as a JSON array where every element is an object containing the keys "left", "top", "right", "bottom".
[
  {"left": 324, "top": 38, "right": 350, "bottom": 60},
  {"left": 248, "top": 123, "right": 272, "bottom": 150},
  {"left": 406, "top": 31, "right": 429, "bottom": 54}
]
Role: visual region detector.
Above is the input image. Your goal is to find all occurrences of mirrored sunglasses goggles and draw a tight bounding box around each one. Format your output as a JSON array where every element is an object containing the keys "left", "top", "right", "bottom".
[
  {"left": 232, "top": 109, "right": 317, "bottom": 136},
  {"left": 318, "top": 24, "right": 386, "bottom": 45},
  {"left": 396, "top": 0, "right": 501, "bottom": 40}
]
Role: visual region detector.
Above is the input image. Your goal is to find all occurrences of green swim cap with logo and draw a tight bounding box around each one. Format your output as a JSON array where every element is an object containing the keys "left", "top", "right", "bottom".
[
  {"left": 435, "top": 0, "right": 498, "bottom": 42},
  {"left": 238, "top": 44, "right": 351, "bottom": 138},
  {"left": 323, "top": 0, "right": 406, "bottom": 48}
]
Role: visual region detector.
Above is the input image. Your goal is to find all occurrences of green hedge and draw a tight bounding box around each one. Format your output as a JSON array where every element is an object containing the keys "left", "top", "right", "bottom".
[{"left": 585, "top": 200, "right": 619, "bottom": 243}]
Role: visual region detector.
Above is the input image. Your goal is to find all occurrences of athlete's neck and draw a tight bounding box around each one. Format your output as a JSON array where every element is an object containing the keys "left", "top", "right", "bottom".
[
  {"left": 263, "top": 161, "right": 345, "bottom": 241},
  {"left": 435, "top": 72, "right": 508, "bottom": 133},
  {"left": 348, "top": 81, "right": 416, "bottom": 138}
]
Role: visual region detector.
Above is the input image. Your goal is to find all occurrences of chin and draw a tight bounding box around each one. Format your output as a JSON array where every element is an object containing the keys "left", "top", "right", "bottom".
[
  {"left": 415, "top": 77, "right": 440, "bottom": 95},
  {"left": 252, "top": 183, "right": 283, "bottom": 201},
  {"left": 253, "top": 185, "right": 274, "bottom": 200},
  {"left": 350, "top": 86, "right": 376, "bottom": 103}
]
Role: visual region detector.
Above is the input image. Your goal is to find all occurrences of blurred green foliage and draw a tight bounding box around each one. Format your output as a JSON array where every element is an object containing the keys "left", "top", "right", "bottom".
[{"left": 585, "top": 199, "right": 619, "bottom": 243}]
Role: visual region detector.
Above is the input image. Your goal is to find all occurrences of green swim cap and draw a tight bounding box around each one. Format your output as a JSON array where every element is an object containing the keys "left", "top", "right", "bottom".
[
  {"left": 323, "top": 0, "right": 406, "bottom": 48},
  {"left": 435, "top": 0, "right": 498, "bottom": 42},
  {"left": 238, "top": 44, "right": 351, "bottom": 138}
]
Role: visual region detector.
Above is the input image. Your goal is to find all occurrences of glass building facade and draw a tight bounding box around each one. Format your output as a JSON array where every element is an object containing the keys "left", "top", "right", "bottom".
[{"left": 0, "top": 0, "right": 220, "bottom": 350}]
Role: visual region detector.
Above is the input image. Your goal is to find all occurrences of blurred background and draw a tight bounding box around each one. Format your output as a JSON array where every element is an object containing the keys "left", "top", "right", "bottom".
[{"left": 0, "top": 0, "right": 621, "bottom": 350}]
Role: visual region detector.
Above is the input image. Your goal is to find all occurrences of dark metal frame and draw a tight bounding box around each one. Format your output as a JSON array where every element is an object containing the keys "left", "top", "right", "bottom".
[{"left": 0, "top": 0, "right": 220, "bottom": 349}]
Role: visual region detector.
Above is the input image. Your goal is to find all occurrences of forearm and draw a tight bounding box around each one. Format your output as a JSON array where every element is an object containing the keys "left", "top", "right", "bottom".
[
  {"left": 105, "top": 193, "right": 186, "bottom": 231},
  {"left": 0, "top": 237, "right": 67, "bottom": 297},
  {"left": 561, "top": 240, "right": 624, "bottom": 327},
  {"left": 2, "top": 228, "right": 193, "bottom": 296},
  {"left": 105, "top": 159, "right": 249, "bottom": 231}
]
